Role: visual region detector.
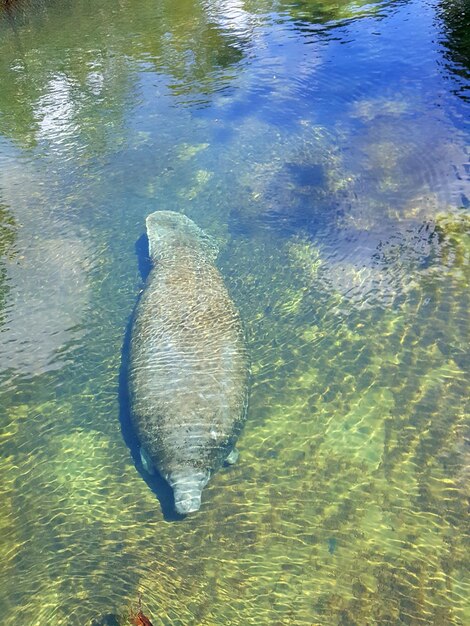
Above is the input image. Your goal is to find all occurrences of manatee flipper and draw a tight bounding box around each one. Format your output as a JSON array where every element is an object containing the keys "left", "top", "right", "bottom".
[
  {"left": 225, "top": 448, "right": 239, "bottom": 465},
  {"left": 139, "top": 447, "right": 156, "bottom": 475}
]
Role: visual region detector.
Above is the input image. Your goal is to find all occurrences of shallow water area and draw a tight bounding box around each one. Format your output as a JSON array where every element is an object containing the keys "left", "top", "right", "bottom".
[{"left": 0, "top": 0, "right": 469, "bottom": 624}]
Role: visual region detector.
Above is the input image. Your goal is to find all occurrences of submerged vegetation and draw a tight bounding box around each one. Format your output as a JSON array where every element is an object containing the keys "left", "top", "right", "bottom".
[
  {"left": 0, "top": 0, "right": 469, "bottom": 624},
  {"left": 0, "top": 202, "right": 16, "bottom": 325},
  {"left": 3, "top": 216, "right": 468, "bottom": 624}
]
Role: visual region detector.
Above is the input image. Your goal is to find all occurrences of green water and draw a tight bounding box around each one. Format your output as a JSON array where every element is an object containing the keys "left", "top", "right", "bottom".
[{"left": 0, "top": 0, "right": 469, "bottom": 624}]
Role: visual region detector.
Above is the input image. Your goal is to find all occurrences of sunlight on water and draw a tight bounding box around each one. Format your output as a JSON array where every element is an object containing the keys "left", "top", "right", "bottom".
[{"left": 0, "top": 0, "right": 469, "bottom": 624}]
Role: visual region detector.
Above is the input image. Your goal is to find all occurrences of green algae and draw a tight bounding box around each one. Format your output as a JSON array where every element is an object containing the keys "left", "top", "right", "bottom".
[
  {"left": 1, "top": 169, "right": 468, "bottom": 626},
  {"left": 0, "top": 202, "right": 16, "bottom": 323},
  {"left": 214, "top": 227, "right": 470, "bottom": 624},
  {"left": 180, "top": 168, "right": 215, "bottom": 200},
  {"left": 0, "top": 202, "right": 16, "bottom": 256},
  {"left": 0, "top": 0, "right": 469, "bottom": 624},
  {"left": 433, "top": 211, "right": 470, "bottom": 285},
  {"left": 177, "top": 143, "right": 210, "bottom": 161},
  {"left": 0, "top": 216, "right": 469, "bottom": 625}
]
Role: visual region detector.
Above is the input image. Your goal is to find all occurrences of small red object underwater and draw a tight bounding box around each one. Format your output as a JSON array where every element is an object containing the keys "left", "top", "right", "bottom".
[{"left": 131, "top": 594, "right": 154, "bottom": 626}]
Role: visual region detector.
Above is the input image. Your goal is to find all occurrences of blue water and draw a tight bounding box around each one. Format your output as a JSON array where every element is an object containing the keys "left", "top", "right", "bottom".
[{"left": 0, "top": 0, "right": 469, "bottom": 624}]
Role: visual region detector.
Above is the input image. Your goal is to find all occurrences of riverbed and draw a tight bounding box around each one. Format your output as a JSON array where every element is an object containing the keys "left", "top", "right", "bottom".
[{"left": 0, "top": 0, "right": 469, "bottom": 624}]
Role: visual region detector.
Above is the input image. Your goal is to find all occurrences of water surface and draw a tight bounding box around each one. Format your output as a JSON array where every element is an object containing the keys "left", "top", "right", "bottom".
[{"left": 0, "top": 0, "right": 469, "bottom": 624}]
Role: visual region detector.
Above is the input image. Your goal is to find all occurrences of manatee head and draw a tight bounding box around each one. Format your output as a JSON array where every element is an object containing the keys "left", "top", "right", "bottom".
[
  {"left": 166, "top": 467, "right": 211, "bottom": 515},
  {"left": 146, "top": 210, "right": 219, "bottom": 262}
]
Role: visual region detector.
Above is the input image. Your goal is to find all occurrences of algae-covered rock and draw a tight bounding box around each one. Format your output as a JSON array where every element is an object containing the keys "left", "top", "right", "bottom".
[
  {"left": 179, "top": 168, "right": 214, "bottom": 200},
  {"left": 177, "top": 142, "right": 210, "bottom": 161},
  {"left": 433, "top": 210, "right": 470, "bottom": 285}
]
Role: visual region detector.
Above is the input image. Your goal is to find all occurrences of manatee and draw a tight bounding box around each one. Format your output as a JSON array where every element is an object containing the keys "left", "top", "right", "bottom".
[{"left": 129, "top": 211, "right": 248, "bottom": 514}]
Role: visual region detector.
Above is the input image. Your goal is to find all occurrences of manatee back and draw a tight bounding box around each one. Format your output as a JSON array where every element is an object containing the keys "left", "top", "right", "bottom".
[{"left": 129, "top": 211, "right": 248, "bottom": 505}]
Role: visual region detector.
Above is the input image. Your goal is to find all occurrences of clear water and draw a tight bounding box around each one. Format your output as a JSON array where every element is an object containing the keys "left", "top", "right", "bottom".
[{"left": 0, "top": 0, "right": 469, "bottom": 624}]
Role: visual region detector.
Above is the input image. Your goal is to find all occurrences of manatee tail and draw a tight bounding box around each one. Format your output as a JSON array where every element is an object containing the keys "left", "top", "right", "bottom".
[
  {"left": 146, "top": 211, "right": 219, "bottom": 263},
  {"left": 167, "top": 468, "right": 210, "bottom": 515}
]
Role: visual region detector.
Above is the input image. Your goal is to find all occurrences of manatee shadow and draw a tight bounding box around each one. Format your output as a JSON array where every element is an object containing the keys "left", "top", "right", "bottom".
[
  {"left": 135, "top": 233, "right": 152, "bottom": 282},
  {"left": 118, "top": 233, "right": 185, "bottom": 521}
]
